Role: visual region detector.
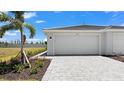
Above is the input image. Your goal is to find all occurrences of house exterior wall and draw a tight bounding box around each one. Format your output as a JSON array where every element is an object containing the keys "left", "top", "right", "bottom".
[
  {"left": 44, "top": 29, "right": 124, "bottom": 56},
  {"left": 46, "top": 33, "right": 54, "bottom": 55}
]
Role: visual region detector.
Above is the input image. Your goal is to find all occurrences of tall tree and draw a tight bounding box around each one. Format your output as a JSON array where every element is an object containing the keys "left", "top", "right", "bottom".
[{"left": 0, "top": 11, "right": 36, "bottom": 66}]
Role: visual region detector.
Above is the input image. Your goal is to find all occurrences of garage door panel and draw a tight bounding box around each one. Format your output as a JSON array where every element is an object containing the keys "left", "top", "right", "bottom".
[
  {"left": 54, "top": 34, "right": 99, "bottom": 55},
  {"left": 113, "top": 33, "right": 124, "bottom": 54}
]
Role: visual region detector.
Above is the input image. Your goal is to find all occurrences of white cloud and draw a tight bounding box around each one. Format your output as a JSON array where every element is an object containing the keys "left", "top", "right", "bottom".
[
  {"left": 112, "top": 14, "right": 118, "bottom": 18},
  {"left": 104, "top": 11, "right": 112, "bottom": 13},
  {"left": 14, "top": 30, "right": 20, "bottom": 33},
  {"left": 43, "top": 38, "right": 47, "bottom": 42},
  {"left": 53, "top": 11, "right": 63, "bottom": 13},
  {"left": 120, "top": 23, "right": 124, "bottom": 26},
  {"left": 104, "top": 11, "right": 118, "bottom": 14},
  {"left": 5, "top": 32, "right": 17, "bottom": 36},
  {"left": 26, "top": 38, "right": 41, "bottom": 43},
  {"left": 0, "top": 38, "right": 7, "bottom": 42},
  {"left": 35, "top": 20, "right": 46, "bottom": 23},
  {"left": 24, "top": 12, "right": 37, "bottom": 19}
]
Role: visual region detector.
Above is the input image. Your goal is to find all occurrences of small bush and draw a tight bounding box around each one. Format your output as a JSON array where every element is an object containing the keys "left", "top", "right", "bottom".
[
  {"left": 0, "top": 58, "right": 24, "bottom": 74},
  {"left": 0, "top": 62, "right": 6, "bottom": 74},
  {"left": 13, "top": 64, "right": 24, "bottom": 73},
  {"left": 30, "top": 67, "right": 37, "bottom": 75},
  {"left": 35, "top": 59, "right": 44, "bottom": 68},
  {"left": 10, "top": 58, "right": 20, "bottom": 66},
  {"left": 0, "top": 62, "right": 12, "bottom": 74}
]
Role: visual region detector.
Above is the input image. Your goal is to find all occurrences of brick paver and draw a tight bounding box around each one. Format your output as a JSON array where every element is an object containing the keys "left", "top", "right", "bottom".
[{"left": 42, "top": 56, "right": 124, "bottom": 81}]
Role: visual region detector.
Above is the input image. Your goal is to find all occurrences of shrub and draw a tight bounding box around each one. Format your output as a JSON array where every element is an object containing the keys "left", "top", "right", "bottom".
[
  {"left": 0, "top": 62, "right": 6, "bottom": 74},
  {"left": 13, "top": 64, "right": 24, "bottom": 73},
  {"left": 30, "top": 67, "right": 37, "bottom": 75},
  {"left": 10, "top": 57, "right": 19, "bottom": 64},
  {"left": 0, "top": 62, "right": 12, "bottom": 74},
  {"left": 35, "top": 59, "right": 44, "bottom": 68}
]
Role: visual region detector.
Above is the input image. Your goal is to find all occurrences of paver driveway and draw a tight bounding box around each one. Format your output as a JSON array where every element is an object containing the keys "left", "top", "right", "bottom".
[{"left": 42, "top": 56, "right": 124, "bottom": 81}]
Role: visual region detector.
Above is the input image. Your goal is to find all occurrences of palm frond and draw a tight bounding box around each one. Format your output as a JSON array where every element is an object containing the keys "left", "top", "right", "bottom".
[
  {"left": 0, "top": 24, "right": 18, "bottom": 38},
  {"left": 0, "top": 12, "right": 10, "bottom": 22},
  {"left": 11, "top": 11, "right": 25, "bottom": 23},
  {"left": 23, "top": 23, "right": 36, "bottom": 38}
]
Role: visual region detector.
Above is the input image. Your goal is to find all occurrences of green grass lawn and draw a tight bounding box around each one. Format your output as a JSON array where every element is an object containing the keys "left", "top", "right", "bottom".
[{"left": 0, "top": 48, "right": 46, "bottom": 62}]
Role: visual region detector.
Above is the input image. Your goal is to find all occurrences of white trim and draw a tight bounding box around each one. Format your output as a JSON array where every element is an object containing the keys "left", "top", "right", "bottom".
[
  {"left": 43, "top": 24, "right": 101, "bottom": 30},
  {"left": 43, "top": 30, "right": 103, "bottom": 33},
  {"left": 112, "top": 33, "right": 114, "bottom": 55},
  {"left": 43, "top": 29, "right": 124, "bottom": 33},
  {"left": 98, "top": 34, "right": 102, "bottom": 55},
  {"left": 52, "top": 34, "right": 55, "bottom": 55}
]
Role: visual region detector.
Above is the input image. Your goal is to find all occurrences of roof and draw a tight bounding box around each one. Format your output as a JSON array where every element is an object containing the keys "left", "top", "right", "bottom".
[{"left": 43, "top": 25, "right": 124, "bottom": 30}]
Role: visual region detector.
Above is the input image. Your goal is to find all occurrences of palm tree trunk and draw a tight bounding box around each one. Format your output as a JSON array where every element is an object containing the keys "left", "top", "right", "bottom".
[{"left": 20, "top": 30, "right": 24, "bottom": 63}]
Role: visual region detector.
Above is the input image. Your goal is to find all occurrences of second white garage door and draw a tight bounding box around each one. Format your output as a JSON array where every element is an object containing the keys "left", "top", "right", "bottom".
[
  {"left": 113, "top": 33, "right": 124, "bottom": 54},
  {"left": 54, "top": 34, "right": 100, "bottom": 55}
]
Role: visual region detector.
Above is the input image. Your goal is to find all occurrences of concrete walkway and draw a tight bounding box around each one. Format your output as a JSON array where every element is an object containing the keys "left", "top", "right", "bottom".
[{"left": 42, "top": 56, "right": 124, "bottom": 81}]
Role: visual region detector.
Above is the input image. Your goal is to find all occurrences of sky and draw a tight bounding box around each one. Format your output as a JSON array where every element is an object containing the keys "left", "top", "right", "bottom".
[{"left": 0, "top": 11, "right": 124, "bottom": 43}]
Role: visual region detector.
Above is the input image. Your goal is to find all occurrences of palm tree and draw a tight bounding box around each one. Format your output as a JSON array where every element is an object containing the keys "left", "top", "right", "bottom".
[{"left": 0, "top": 11, "right": 36, "bottom": 67}]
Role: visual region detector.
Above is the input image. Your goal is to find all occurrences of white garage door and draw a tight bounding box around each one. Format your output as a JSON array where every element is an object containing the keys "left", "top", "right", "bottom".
[
  {"left": 113, "top": 33, "right": 124, "bottom": 54},
  {"left": 54, "top": 34, "right": 99, "bottom": 55}
]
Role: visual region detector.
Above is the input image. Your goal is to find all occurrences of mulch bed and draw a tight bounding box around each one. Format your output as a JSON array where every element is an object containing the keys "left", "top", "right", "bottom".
[
  {"left": 0, "top": 59, "right": 51, "bottom": 81},
  {"left": 107, "top": 55, "right": 124, "bottom": 63}
]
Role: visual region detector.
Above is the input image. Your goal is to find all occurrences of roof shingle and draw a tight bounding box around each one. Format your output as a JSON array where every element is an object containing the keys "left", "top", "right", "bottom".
[{"left": 43, "top": 25, "right": 124, "bottom": 30}]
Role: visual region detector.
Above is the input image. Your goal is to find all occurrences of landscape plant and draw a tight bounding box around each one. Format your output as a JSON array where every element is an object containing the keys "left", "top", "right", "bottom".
[
  {"left": 29, "top": 67, "right": 38, "bottom": 75},
  {"left": 35, "top": 59, "right": 44, "bottom": 68},
  {"left": 13, "top": 64, "right": 25, "bottom": 73}
]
